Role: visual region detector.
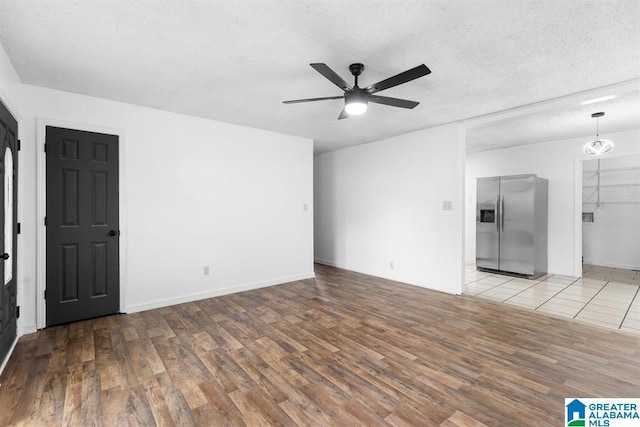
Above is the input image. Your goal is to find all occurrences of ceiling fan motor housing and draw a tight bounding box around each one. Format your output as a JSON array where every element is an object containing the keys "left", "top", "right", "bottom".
[
  {"left": 349, "top": 63, "right": 365, "bottom": 77},
  {"left": 345, "top": 87, "right": 367, "bottom": 103}
]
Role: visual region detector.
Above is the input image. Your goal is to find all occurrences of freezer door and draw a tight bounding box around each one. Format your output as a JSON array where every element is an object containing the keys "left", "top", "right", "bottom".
[
  {"left": 499, "top": 175, "right": 535, "bottom": 275},
  {"left": 476, "top": 177, "right": 500, "bottom": 270}
]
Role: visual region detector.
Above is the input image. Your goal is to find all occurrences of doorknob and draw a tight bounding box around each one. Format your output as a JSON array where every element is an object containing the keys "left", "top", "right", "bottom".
[
  {"left": 1, "top": 253, "right": 9, "bottom": 260},
  {"left": 108, "top": 230, "right": 118, "bottom": 237}
]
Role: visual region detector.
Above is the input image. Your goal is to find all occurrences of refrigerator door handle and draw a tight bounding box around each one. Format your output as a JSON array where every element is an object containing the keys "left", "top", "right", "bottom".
[
  {"left": 500, "top": 195, "right": 505, "bottom": 232},
  {"left": 495, "top": 196, "right": 500, "bottom": 232}
]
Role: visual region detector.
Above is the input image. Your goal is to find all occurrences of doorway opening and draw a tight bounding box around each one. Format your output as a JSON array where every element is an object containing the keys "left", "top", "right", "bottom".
[{"left": 581, "top": 154, "right": 640, "bottom": 275}]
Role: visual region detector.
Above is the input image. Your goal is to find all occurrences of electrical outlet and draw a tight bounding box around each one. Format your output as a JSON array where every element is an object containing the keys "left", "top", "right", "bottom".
[
  {"left": 203, "top": 266, "right": 210, "bottom": 275},
  {"left": 443, "top": 200, "right": 453, "bottom": 211},
  {"left": 303, "top": 203, "right": 308, "bottom": 212},
  {"left": 390, "top": 262, "right": 394, "bottom": 270}
]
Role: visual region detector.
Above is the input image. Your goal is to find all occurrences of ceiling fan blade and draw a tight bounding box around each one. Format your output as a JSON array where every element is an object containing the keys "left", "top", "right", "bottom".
[
  {"left": 368, "top": 95, "right": 419, "bottom": 109},
  {"left": 338, "top": 107, "right": 349, "bottom": 120},
  {"left": 310, "top": 63, "right": 353, "bottom": 92},
  {"left": 365, "top": 64, "right": 431, "bottom": 94},
  {"left": 282, "top": 95, "right": 344, "bottom": 104}
]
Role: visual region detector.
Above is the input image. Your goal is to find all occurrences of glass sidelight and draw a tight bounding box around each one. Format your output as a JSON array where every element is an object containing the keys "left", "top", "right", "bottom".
[{"left": 4, "top": 147, "right": 12, "bottom": 285}]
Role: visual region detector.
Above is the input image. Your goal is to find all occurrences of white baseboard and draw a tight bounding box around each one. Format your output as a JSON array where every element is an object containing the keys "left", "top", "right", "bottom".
[
  {"left": 125, "top": 272, "right": 316, "bottom": 314},
  {"left": 313, "top": 258, "right": 461, "bottom": 295},
  {"left": 19, "top": 323, "right": 37, "bottom": 335},
  {"left": 315, "top": 259, "right": 368, "bottom": 275},
  {"left": 1, "top": 323, "right": 37, "bottom": 378},
  {"left": 0, "top": 336, "right": 18, "bottom": 377},
  {"left": 313, "top": 258, "right": 339, "bottom": 267},
  {"left": 583, "top": 261, "right": 640, "bottom": 271}
]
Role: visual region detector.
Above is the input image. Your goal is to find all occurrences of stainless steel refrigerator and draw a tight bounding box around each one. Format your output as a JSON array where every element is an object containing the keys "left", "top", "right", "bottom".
[{"left": 476, "top": 174, "right": 548, "bottom": 279}]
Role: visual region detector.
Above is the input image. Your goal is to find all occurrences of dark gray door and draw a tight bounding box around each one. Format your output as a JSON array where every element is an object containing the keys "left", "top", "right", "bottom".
[
  {"left": 0, "top": 99, "right": 18, "bottom": 363},
  {"left": 46, "top": 127, "right": 119, "bottom": 326},
  {"left": 476, "top": 177, "right": 500, "bottom": 270}
]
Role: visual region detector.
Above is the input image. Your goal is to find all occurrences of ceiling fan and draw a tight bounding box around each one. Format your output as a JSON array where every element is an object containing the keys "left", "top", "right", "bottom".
[{"left": 283, "top": 63, "right": 431, "bottom": 119}]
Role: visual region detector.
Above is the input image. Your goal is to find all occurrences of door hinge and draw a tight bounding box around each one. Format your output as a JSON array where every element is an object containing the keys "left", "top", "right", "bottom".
[
  {"left": 17, "top": 139, "right": 21, "bottom": 151},
  {"left": 17, "top": 222, "right": 21, "bottom": 234},
  {"left": 44, "top": 143, "right": 47, "bottom": 153},
  {"left": 44, "top": 216, "right": 47, "bottom": 226},
  {"left": 44, "top": 290, "right": 47, "bottom": 300},
  {"left": 16, "top": 306, "right": 20, "bottom": 318}
]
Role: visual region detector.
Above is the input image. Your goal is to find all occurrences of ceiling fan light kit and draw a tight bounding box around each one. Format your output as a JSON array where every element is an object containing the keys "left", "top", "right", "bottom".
[
  {"left": 584, "top": 112, "right": 613, "bottom": 155},
  {"left": 344, "top": 88, "right": 368, "bottom": 115},
  {"left": 283, "top": 62, "right": 431, "bottom": 119}
]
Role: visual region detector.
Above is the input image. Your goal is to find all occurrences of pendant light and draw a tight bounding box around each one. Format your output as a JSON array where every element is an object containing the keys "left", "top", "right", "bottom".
[{"left": 583, "top": 112, "right": 613, "bottom": 155}]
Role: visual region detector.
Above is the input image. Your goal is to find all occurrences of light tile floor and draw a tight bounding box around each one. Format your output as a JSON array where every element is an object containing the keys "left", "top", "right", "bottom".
[{"left": 464, "top": 263, "right": 640, "bottom": 335}]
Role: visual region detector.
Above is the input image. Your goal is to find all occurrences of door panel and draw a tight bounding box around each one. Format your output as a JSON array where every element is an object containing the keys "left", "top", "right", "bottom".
[
  {"left": 0, "top": 99, "right": 18, "bottom": 364},
  {"left": 499, "top": 175, "right": 535, "bottom": 275},
  {"left": 61, "top": 244, "right": 79, "bottom": 301},
  {"left": 46, "top": 127, "right": 119, "bottom": 326},
  {"left": 92, "top": 242, "right": 108, "bottom": 297},
  {"left": 62, "top": 169, "right": 79, "bottom": 225},
  {"left": 92, "top": 171, "right": 108, "bottom": 225},
  {"left": 476, "top": 177, "right": 500, "bottom": 270}
]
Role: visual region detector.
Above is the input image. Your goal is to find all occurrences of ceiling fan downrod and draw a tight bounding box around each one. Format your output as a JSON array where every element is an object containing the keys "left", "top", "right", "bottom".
[{"left": 349, "top": 63, "right": 365, "bottom": 87}]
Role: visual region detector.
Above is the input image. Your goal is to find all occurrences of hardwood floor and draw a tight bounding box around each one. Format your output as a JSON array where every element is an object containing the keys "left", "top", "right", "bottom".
[{"left": 1, "top": 264, "right": 639, "bottom": 426}]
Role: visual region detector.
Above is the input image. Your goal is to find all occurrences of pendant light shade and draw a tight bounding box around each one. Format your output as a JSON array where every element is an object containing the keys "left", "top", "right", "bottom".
[
  {"left": 583, "top": 139, "right": 613, "bottom": 155},
  {"left": 583, "top": 112, "right": 613, "bottom": 155}
]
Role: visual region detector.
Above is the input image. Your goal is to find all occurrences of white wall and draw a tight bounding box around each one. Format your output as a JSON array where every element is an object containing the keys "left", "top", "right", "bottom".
[
  {"left": 583, "top": 154, "right": 640, "bottom": 270},
  {"left": 465, "top": 128, "right": 640, "bottom": 276},
  {"left": 314, "top": 124, "right": 465, "bottom": 294},
  {"left": 18, "top": 84, "right": 314, "bottom": 332},
  {"left": 0, "top": 44, "right": 21, "bottom": 112}
]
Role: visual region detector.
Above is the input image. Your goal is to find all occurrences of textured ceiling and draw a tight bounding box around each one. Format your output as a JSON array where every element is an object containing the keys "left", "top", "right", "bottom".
[
  {"left": 466, "top": 88, "right": 640, "bottom": 152},
  {"left": 0, "top": 0, "right": 639, "bottom": 153}
]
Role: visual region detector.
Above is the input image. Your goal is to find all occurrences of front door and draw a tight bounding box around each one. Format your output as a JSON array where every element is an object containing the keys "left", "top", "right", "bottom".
[
  {"left": 46, "top": 126, "right": 120, "bottom": 326},
  {"left": 0, "top": 99, "right": 18, "bottom": 363}
]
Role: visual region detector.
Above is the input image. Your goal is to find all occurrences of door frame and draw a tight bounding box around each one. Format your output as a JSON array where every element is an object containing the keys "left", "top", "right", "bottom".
[{"left": 36, "top": 118, "right": 128, "bottom": 329}]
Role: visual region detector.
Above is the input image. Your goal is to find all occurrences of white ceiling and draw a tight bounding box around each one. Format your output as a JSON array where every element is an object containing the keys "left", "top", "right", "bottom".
[
  {"left": 0, "top": 0, "right": 639, "bottom": 153},
  {"left": 466, "top": 87, "right": 640, "bottom": 152}
]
